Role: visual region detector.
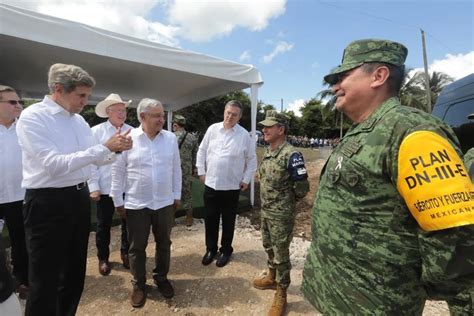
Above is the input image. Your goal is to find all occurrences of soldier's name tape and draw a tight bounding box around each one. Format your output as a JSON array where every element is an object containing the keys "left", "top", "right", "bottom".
[{"left": 397, "top": 131, "right": 474, "bottom": 231}]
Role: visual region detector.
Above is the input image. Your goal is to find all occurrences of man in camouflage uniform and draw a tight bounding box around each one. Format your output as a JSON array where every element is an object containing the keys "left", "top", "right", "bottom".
[
  {"left": 254, "top": 110, "right": 309, "bottom": 316},
  {"left": 302, "top": 39, "right": 474, "bottom": 315},
  {"left": 173, "top": 115, "right": 198, "bottom": 226}
]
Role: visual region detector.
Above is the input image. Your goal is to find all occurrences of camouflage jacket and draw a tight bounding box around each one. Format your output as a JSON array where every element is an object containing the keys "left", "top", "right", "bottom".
[
  {"left": 174, "top": 130, "right": 198, "bottom": 178},
  {"left": 259, "top": 141, "right": 309, "bottom": 220},
  {"left": 302, "top": 97, "right": 474, "bottom": 315}
]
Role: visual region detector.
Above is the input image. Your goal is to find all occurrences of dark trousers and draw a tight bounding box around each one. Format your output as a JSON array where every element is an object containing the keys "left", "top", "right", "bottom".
[
  {"left": 0, "top": 200, "right": 28, "bottom": 285},
  {"left": 126, "top": 205, "right": 174, "bottom": 289},
  {"left": 96, "top": 195, "right": 129, "bottom": 261},
  {"left": 23, "top": 186, "right": 91, "bottom": 316},
  {"left": 203, "top": 186, "right": 240, "bottom": 255}
]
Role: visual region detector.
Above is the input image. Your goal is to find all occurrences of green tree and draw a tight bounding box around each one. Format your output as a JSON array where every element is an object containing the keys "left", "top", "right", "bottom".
[
  {"left": 175, "top": 90, "right": 257, "bottom": 139},
  {"left": 400, "top": 70, "right": 453, "bottom": 112},
  {"left": 281, "top": 110, "right": 301, "bottom": 135}
]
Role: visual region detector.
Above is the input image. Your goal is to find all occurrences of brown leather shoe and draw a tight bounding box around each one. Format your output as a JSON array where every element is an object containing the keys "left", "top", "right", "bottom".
[
  {"left": 131, "top": 288, "right": 146, "bottom": 308},
  {"left": 121, "top": 253, "right": 130, "bottom": 269},
  {"left": 98, "top": 260, "right": 111, "bottom": 276}
]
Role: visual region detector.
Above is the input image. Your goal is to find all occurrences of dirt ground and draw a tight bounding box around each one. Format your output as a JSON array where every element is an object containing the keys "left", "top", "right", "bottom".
[{"left": 68, "top": 158, "right": 449, "bottom": 315}]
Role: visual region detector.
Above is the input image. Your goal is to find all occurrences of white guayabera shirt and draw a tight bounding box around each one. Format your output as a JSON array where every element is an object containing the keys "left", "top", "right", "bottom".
[
  {"left": 110, "top": 127, "right": 182, "bottom": 210},
  {"left": 196, "top": 122, "right": 257, "bottom": 190}
]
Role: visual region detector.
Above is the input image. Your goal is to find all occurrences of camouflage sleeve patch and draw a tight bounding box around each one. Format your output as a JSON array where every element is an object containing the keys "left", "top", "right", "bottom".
[
  {"left": 397, "top": 131, "right": 474, "bottom": 231},
  {"left": 288, "top": 152, "right": 308, "bottom": 181}
]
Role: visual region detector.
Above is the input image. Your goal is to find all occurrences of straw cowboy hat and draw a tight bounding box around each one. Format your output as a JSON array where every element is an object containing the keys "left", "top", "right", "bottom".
[{"left": 95, "top": 93, "right": 132, "bottom": 118}]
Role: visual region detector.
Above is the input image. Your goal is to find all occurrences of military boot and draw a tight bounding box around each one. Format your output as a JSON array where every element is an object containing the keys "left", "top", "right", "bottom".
[
  {"left": 268, "top": 285, "right": 287, "bottom": 316},
  {"left": 253, "top": 268, "right": 277, "bottom": 290}
]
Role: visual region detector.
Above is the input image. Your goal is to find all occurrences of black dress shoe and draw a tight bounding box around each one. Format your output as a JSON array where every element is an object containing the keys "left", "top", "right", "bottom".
[
  {"left": 121, "top": 253, "right": 130, "bottom": 269},
  {"left": 216, "top": 252, "right": 231, "bottom": 267},
  {"left": 201, "top": 250, "right": 217, "bottom": 265}
]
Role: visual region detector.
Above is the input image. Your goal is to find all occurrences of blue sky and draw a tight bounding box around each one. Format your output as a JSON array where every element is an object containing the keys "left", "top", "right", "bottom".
[{"left": 6, "top": 0, "right": 473, "bottom": 115}]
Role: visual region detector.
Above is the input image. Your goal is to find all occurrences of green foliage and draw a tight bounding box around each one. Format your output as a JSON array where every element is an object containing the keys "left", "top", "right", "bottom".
[
  {"left": 174, "top": 90, "right": 266, "bottom": 139},
  {"left": 400, "top": 70, "right": 453, "bottom": 113}
]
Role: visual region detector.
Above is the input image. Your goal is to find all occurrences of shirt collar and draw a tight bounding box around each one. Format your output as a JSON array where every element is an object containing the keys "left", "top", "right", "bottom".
[
  {"left": 106, "top": 120, "right": 125, "bottom": 132},
  {"left": 135, "top": 125, "right": 164, "bottom": 139},
  {"left": 0, "top": 118, "right": 18, "bottom": 131},
  {"left": 219, "top": 121, "right": 238, "bottom": 132},
  {"left": 43, "top": 95, "right": 72, "bottom": 116}
]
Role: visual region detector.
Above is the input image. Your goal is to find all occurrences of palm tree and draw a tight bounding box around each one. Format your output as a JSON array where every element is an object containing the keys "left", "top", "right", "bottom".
[{"left": 400, "top": 70, "right": 453, "bottom": 112}]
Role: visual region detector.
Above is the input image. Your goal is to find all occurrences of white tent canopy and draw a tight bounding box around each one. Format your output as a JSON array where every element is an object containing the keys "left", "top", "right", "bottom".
[{"left": 0, "top": 3, "right": 263, "bottom": 205}]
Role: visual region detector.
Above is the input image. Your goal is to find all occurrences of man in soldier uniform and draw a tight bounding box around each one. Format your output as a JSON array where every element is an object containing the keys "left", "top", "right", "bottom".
[
  {"left": 172, "top": 115, "right": 198, "bottom": 226},
  {"left": 302, "top": 39, "right": 474, "bottom": 315},
  {"left": 253, "top": 110, "right": 309, "bottom": 316}
]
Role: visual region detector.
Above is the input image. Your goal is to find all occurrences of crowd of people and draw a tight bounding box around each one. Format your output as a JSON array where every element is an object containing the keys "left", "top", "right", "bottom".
[
  {"left": 287, "top": 135, "right": 340, "bottom": 148},
  {"left": 0, "top": 37, "right": 473, "bottom": 316}
]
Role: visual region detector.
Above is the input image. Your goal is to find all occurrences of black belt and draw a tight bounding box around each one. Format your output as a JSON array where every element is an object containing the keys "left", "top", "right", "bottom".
[{"left": 29, "top": 182, "right": 88, "bottom": 192}]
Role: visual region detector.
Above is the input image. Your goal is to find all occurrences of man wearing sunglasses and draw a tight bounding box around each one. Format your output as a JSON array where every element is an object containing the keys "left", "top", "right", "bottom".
[{"left": 0, "top": 85, "right": 29, "bottom": 301}]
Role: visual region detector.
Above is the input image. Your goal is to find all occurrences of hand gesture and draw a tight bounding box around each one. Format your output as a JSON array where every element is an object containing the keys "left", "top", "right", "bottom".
[{"left": 104, "top": 128, "right": 133, "bottom": 153}]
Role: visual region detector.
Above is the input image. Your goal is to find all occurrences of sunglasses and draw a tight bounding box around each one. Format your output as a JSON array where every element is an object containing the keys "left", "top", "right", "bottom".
[{"left": 0, "top": 100, "right": 25, "bottom": 106}]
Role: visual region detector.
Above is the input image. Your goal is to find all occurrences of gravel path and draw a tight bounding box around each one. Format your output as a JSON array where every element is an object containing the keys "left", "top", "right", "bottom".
[{"left": 74, "top": 215, "right": 448, "bottom": 315}]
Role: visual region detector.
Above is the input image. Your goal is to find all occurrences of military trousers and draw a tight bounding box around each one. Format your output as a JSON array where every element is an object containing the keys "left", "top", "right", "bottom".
[
  {"left": 261, "top": 216, "right": 294, "bottom": 289},
  {"left": 181, "top": 173, "right": 193, "bottom": 211}
]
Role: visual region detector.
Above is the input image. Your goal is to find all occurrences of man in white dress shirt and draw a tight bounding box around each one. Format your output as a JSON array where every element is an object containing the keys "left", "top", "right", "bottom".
[
  {"left": 88, "top": 93, "right": 133, "bottom": 276},
  {"left": 16, "top": 64, "right": 133, "bottom": 316},
  {"left": 0, "top": 85, "right": 28, "bottom": 299},
  {"left": 196, "top": 100, "right": 257, "bottom": 268},
  {"left": 110, "top": 98, "right": 181, "bottom": 308}
]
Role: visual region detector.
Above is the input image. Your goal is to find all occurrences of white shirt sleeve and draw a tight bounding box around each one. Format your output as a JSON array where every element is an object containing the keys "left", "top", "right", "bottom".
[
  {"left": 196, "top": 127, "right": 211, "bottom": 176},
  {"left": 110, "top": 151, "right": 127, "bottom": 207},
  {"left": 16, "top": 114, "right": 111, "bottom": 178},
  {"left": 172, "top": 136, "right": 182, "bottom": 200}
]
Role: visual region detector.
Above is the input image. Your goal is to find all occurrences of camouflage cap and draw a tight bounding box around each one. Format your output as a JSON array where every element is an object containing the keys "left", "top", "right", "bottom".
[
  {"left": 324, "top": 39, "right": 408, "bottom": 85},
  {"left": 259, "top": 110, "right": 288, "bottom": 127},
  {"left": 173, "top": 114, "right": 186, "bottom": 125}
]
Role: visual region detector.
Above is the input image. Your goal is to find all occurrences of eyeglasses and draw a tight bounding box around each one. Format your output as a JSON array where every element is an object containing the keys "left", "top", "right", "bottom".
[{"left": 0, "top": 100, "right": 25, "bottom": 106}]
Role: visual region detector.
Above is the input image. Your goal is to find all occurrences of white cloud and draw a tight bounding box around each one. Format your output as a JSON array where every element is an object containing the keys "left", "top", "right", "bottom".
[
  {"left": 4, "top": 0, "right": 180, "bottom": 46},
  {"left": 262, "top": 41, "right": 294, "bottom": 64},
  {"left": 4, "top": 0, "right": 286, "bottom": 45},
  {"left": 287, "top": 99, "right": 306, "bottom": 117},
  {"left": 410, "top": 51, "right": 474, "bottom": 80},
  {"left": 239, "top": 50, "right": 251, "bottom": 62},
  {"left": 429, "top": 52, "right": 474, "bottom": 80},
  {"left": 168, "top": 0, "right": 286, "bottom": 42}
]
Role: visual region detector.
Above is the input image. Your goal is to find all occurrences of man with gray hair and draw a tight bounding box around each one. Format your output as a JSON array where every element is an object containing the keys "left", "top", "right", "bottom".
[
  {"left": 196, "top": 100, "right": 257, "bottom": 268},
  {"left": 110, "top": 98, "right": 181, "bottom": 307},
  {"left": 88, "top": 93, "right": 133, "bottom": 276},
  {"left": 16, "top": 63, "right": 133, "bottom": 316}
]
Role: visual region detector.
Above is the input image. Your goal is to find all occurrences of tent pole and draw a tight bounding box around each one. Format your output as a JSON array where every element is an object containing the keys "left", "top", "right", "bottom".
[
  {"left": 250, "top": 84, "right": 258, "bottom": 207},
  {"left": 167, "top": 108, "right": 173, "bottom": 131}
]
